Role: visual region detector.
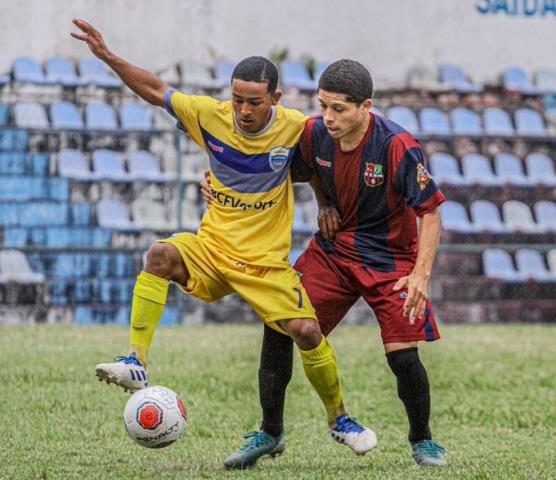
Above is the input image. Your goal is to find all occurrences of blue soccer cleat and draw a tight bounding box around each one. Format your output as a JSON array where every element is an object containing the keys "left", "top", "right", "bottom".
[
  {"left": 95, "top": 352, "right": 148, "bottom": 393},
  {"left": 411, "top": 439, "right": 448, "bottom": 467},
  {"left": 329, "top": 415, "right": 378, "bottom": 455},
  {"left": 223, "top": 430, "right": 286, "bottom": 469}
]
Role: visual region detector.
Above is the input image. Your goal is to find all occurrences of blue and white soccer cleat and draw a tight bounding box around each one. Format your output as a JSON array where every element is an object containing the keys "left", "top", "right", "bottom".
[
  {"left": 329, "top": 415, "right": 378, "bottom": 455},
  {"left": 223, "top": 430, "right": 286, "bottom": 469},
  {"left": 410, "top": 439, "right": 448, "bottom": 467},
  {"left": 95, "top": 353, "right": 148, "bottom": 393}
]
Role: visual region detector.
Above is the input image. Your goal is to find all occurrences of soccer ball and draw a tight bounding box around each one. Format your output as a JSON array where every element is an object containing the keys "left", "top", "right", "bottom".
[{"left": 124, "top": 386, "right": 187, "bottom": 448}]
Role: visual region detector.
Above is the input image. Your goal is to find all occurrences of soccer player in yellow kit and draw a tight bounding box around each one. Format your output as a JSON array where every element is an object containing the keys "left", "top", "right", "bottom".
[{"left": 71, "top": 19, "right": 376, "bottom": 466}]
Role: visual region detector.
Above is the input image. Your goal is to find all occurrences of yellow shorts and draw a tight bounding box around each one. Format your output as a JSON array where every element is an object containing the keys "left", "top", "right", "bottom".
[{"left": 158, "top": 232, "right": 316, "bottom": 334}]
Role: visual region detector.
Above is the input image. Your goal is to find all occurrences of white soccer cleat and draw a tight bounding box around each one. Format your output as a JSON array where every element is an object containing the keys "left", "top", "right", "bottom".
[
  {"left": 95, "top": 352, "right": 148, "bottom": 393},
  {"left": 329, "top": 415, "right": 378, "bottom": 455}
]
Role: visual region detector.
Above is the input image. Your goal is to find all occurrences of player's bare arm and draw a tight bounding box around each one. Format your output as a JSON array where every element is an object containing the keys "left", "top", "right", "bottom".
[
  {"left": 393, "top": 207, "right": 441, "bottom": 319},
  {"left": 71, "top": 18, "right": 169, "bottom": 106}
]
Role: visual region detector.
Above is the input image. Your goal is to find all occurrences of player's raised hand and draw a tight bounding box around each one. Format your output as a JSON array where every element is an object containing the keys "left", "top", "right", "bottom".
[
  {"left": 71, "top": 19, "right": 111, "bottom": 61},
  {"left": 393, "top": 272, "right": 429, "bottom": 321},
  {"left": 200, "top": 170, "right": 212, "bottom": 207},
  {"left": 318, "top": 206, "right": 341, "bottom": 241}
]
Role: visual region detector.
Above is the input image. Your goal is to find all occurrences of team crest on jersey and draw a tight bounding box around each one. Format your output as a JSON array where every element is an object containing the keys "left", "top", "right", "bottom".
[
  {"left": 269, "top": 146, "right": 289, "bottom": 172},
  {"left": 364, "top": 163, "right": 384, "bottom": 187},
  {"left": 416, "top": 163, "right": 431, "bottom": 191}
]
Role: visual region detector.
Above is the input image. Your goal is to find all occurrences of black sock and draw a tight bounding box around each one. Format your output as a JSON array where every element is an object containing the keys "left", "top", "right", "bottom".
[
  {"left": 259, "top": 324, "right": 294, "bottom": 437},
  {"left": 386, "top": 347, "right": 432, "bottom": 442}
]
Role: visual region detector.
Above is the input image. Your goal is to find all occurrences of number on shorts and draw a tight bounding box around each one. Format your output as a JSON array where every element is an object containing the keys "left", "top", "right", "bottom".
[{"left": 293, "top": 287, "right": 303, "bottom": 308}]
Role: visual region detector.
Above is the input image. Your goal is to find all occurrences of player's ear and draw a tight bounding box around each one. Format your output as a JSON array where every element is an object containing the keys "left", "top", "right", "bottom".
[
  {"left": 362, "top": 98, "right": 372, "bottom": 111},
  {"left": 272, "top": 90, "right": 282, "bottom": 105}
]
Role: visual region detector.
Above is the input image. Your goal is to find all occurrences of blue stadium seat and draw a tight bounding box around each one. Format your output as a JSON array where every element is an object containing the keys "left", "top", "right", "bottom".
[
  {"left": 548, "top": 249, "right": 556, "bottom": 277},
  {"left": 78, "top": 58, "right": 122, "bottom": 87},
  {"left": 483, "top": 107, "right": 514, "bottom": 136},
  {"left": 47, "top": 177, "right": 69, "bottom": 201},
  {"left": 440, "top": 201, "right": 476, "bottom": 232},
  {"left": 280, "top": 61, "right": 317, "bottom": 92},
  {"left": 0, "top": 74, "right": 9, "bottom": 86},
  {"left": 214, "top": 60, "right": 236, "bottom": 86},
  {"left": 0, "top": 203, "right": 20, "bottom": 226},
  {"left": 387, "top": 106, "right": 419, "bottom": 134},
  {"left": 428, "top": 152, "right": 468, "bottom": 185},
  {"left": 419, "top": 107, "right": 451, "bottom": 135},
  {"left": 45, "top": 57, "right": 85, "bottom": 87},
  {"left": 19, "top": 202, "right": 69, "bottom": 226},
  {"left": 0, "top": 130, "right": 29, "bottom": 151},
  {"left": 181, "top": 59, "right": 224, "bottom": 90},
  {"left": 514, "top": 108, "right": 545, "bottom": 136},
  {"left": 58, "top": 149, "right": 95, "bottom": 180},
  {"left": 4, "top": 228, "right": 28, "bottom": 247},
  {"left": 128, "top": 150, "right": 168, "bottom": 181},
  {"left": 515, "top": 249, "right": 553, "bottom": 282},
  {"left": 482, "top": 248, "right": 523, "bottom": 282},
  {"left": 502, "top": 200, "right": 544, "bottom": 233},
  {"left": 50, "top": 101, "right": 84, "bottom": 129},
  {"left": 470, "top": 200, "right": 509, "bottom": 233},
  {"left": 461, "top": 153, "right": 503, "bottom": 186},
  {"left": 438, "top": 64, "right": 482, "bottom": 93},
  {"left": 14, "top": 102, "right": 49, "bottom": 128},
  {"left": 450, "top": 107, "right": 483, "bottom": 135},
  {"left": 29, "top": 153, "right": 49, "bottom": 175},
  {"left": 0, "top": 152, "right": 26, "bottom": 174},
  {"left": 526, "top": 153, "right": 556, "bottom": 186},
  {"left": 96, "top": 199, "right": 139, "bottom": 231},
  {"left": 92, "top": 149, "right": 129, "bottom": 181},
  {"left": 120, "top": 103, "right": 152, "bottom": 130},
  {"left": 71, "top": 203, "right": 92, "bottom": 225},
  {"left": 0, "top": 104, "right": 9, "bottom": 126},
  {"left": 12, "top": 57, "right": 53, "bottom": 85},
  {"left": 0, "top": 176, "right": 45, "bottom": 200},
  {"left": 502, "top": 67, "right": 543, "bottom": 95},
  {"left": 86, "top": 102, "right": 118, "bottom": 130},
  {"left": 534, "top": 69, "right": 556, "bottom": 93},
  {"left": 494, "top": 153, "right": 532, "bottom": 186},
  {"left": 534, "top": 201, "right": 556, "bottom": 232}
]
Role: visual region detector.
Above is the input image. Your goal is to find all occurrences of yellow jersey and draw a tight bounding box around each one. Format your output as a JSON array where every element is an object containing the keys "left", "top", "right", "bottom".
[{"left": 164, "top": 89, "right": 307, "bottom": 267}]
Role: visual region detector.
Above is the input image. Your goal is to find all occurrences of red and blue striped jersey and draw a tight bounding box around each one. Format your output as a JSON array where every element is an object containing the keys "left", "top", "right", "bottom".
[{"left": 292, "top": 113, "right": 445, "bottom": 272}]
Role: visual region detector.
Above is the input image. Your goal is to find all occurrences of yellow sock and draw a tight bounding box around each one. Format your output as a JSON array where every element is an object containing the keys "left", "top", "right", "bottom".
[
  {"left": 128, "top": 271, "right": 169, "bottom": 366},
  {"left": 298, "top": 337, "right": 346, "bottom": 426}
]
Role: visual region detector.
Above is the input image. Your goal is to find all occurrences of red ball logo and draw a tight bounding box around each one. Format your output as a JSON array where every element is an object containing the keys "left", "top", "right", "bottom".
[
  {"left": 177, "top": 397, "right": 187, "bottom": 421},
  {"left": 136, "top": 402, "right": 163, "bottom": 430}
]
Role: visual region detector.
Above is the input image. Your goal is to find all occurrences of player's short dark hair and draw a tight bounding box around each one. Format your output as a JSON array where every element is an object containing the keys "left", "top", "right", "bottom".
[
  {"left": 231, "top": 56, "right": 279, "bottom": 94},
  {"left": 318, "top": 59, "right": 373, "bottom": 105}
]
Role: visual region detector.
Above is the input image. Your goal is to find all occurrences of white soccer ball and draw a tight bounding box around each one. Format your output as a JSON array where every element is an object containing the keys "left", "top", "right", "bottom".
[{"left": 124, "top": 386, "right": 187, "bottom": 448}]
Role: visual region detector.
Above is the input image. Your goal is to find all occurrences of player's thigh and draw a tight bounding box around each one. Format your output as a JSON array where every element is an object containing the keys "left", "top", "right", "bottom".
[
  {"left": 363, "top": 270, "right": 440, "bottom": 344},
  {"left": 294, "top": 241, "right": 358, "bottom": 336},
  {"left": 158, "top": 233, "right": 232, "bottom": 302}
]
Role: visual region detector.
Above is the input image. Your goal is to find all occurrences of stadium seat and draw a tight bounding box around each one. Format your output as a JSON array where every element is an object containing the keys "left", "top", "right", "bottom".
[
  {"left": 438, "top": 64, "right": 482, "bottom": 93},
  {"left": 214, "top": 60, "right": 236, "bottom": 86},
  {"left": 525, "top": 153, "right": 556, "bottom": 186},
  {"left": 428, "top": 152, "right": 468, "bottom": 185},
  {"left": 96, "top": 199, "right": 139, "bottom": 230},
  {"left": 470, "top": 200, "right": 509, "bottom": 233},
  {"left": 483, "top": 107, "right": 514, "bottom": 136},
  {"left": 50, "top": 101, "right": 84, "bottom": 129},
  {"left": 280, "top": 61, "right": 317, "bottom": 92},
  {"left": 515, "top": 248, "right": 553, "bottom": 281},
  {"left": 494, "top": 153, "right": 532, "bottom": 186},
  {"left": 58, "top": 149, "right": 95, "bottom": 180},
  {"left": 45, "top": 57, "right": 85, "bottom": 87},
  {"left": 514, "top": 108, "right": 546, "bottom": 136},
  {"left": 181, "top": 59, "right": 224, "bottom": 90},
  {"left": 387, "top": 106, "right": 419, "bottom": 134},
  {"left": 14, "top": 102, "right": 49, "bottom": 128},
  {"left": 78, "top": 58, "right": 122, "bottom": 87},
  {"left": 92, "top": 149, "right": 129, "bottom": 181},
  {"left": 180, "top": 199, "right": 201, "bottom": 230},
  {"left": 128, "top": 150, "right": 169, "bottom": 181},
  {"left": 12, "top": 57, "right": 53, "bottom": 85},
  {"left": 547, "top": 249, "right": 556, "bottom": 276},
  {"left": 293, "top": 206, "right": 312, "bottom": 234},
  {"left": 450, "top": 107, "right": 483, "bottom": 135},
  {"left": 0, "top": 74, "right": 9, "bottom": 86},
  {"left": 535, "top": 68, "right": 556, "bottom": 93},
  {"left": 0, "top": 249, "right": 46, "bottom": 283},
  {"left": 120, "top": 103, "right": 152, "bottom": 130},
  {"left": 132, "top": 198, "right": 174, "bottom": 231},
  {"left": 86, "top": 102, "right": 118, "bottom": 130},
  {"left": 502, "top": 200, "right": 544, "bottom": 233},
  {"left": 534, "top": 201, "right": 556, "bottom": 232},
  {"left": 461, "top": 153, "right": 503, "bottom": 186},
  {"left": 502, "top": 67, "right": 543, "bottom": 95},
  {"left": 482, "top": 248, "right": 523, "bottom": 282},
  {"left": 439, "top": 201, "right": 476, "bottom": 232},
  {"left": 0, "top": 103, "right": 9, "bottom": 126},
  {"left": 419, "top": 107, "right": 451, "bottom": 135}
]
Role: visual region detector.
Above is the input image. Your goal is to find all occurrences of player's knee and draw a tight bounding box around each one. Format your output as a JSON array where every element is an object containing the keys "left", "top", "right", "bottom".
[
  {"left": 288, "top": 319, "right": 322, "bottom": 350},
  {"left": 386, "top": 347, "right": 421, "bottom": 377},
  {"left": 145, "top": 242, "right": 180, "bottom": 277}
]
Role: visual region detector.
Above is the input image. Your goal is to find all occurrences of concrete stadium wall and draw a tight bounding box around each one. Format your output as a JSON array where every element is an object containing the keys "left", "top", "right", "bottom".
[{"left": 1, "top": 0, "right": 555, "bottom": 85}]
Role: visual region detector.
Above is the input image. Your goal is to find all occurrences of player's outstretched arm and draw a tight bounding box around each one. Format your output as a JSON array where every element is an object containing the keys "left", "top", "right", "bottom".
[{"left": 71, "top": 18, "right": 169, "bottom": 106}]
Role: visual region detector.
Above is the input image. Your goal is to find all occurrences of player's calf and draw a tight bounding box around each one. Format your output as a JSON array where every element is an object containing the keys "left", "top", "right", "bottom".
[{"left": 95, "top": 352, "right": 148, "bottom": 393}]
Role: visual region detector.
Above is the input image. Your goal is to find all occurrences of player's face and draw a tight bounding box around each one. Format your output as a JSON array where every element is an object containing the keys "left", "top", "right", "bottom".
[
  {"left": 318, "top": 90, "right": 372, "bottom": 140},
  {"left": 231, "top": 79, "right": 281, "bottom": 133}
]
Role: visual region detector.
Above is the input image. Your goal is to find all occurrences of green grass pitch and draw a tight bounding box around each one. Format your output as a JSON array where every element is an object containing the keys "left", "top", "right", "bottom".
[{"left": 2, "top": 324, "right": 555, "bottom": 479}]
